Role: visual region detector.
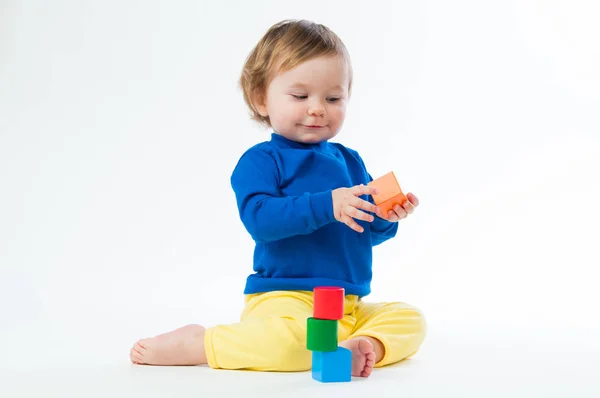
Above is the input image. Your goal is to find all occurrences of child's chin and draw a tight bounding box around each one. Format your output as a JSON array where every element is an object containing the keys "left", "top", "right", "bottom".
[{"left": 299, "top": 131, "right": 334, "bottom": 143}]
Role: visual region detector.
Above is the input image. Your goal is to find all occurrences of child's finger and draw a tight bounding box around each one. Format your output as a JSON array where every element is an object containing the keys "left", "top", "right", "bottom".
[
  {"left": 352, "top": 197, "right": 382, "bottom": 217},
  {"left": 386, "top": 211, "right": 398, "bottom": 222},
  {"left": 353, "top": 184, "right": 379, "bottom": 197},
  {"left": 406, "top": 192, "right": 419, "bottom": 207},
  {"left": 402, "top": 200, "right": 415, "bottom": 214},
  {"left": 345, "top": 205, "right": 374, "bottom": 222},
  {"left": 393, "top": 205, "right": 408, "bottom": 219},
  {"left": 341, "top": 214, "right": 364, "bottom": 233}
]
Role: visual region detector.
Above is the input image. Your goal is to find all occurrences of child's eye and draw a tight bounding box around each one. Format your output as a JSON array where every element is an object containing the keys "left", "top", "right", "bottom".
[
  {"left": 292, "top": 95, "right": 307, "bottom": 100},
  {"left": 327, "top": 98, "right": 341, "bottom": 103}
]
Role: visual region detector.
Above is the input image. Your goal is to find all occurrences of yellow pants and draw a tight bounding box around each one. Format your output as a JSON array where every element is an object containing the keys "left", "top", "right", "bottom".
[{"left": 204, "top": 290, "right": 426, "bottom": 371}]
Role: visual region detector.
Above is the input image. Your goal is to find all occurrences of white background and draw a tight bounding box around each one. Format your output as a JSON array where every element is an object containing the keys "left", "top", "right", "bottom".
[{"left": 1, "top": 0, "right": 599, "bottom": 395}]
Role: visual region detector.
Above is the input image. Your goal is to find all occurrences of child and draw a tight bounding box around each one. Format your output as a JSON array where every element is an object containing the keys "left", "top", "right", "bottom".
[{"left": 130, "top": 19, "right": 425, "bottom": 378}]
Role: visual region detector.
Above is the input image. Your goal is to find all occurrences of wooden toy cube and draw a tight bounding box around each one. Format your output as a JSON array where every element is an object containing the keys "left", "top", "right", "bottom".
[
  {"left": 307, "top": 317, "right": 338, "bottom": 352},
  {"left": 312, "top": 347, "right": 352, "bottom": 383},
  {"left": 313, "top": 286, "right": 344, "bottom": 320},
  {"left": 367, "top": 171, "right": 407, "bottom": 217}
]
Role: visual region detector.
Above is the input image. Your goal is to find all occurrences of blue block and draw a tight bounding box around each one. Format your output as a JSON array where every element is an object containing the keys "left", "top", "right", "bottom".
[{"left": 311, "top": 347, "right": 352, "bottom": 383}]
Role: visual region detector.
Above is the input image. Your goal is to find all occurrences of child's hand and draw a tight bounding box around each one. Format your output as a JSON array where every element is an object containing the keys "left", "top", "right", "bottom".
[
  {"left": 381, "top": 192, "right": 419, "bottom": 222},
  {"left": 332, "top": 184, "right": 383, "bottom": 233}
]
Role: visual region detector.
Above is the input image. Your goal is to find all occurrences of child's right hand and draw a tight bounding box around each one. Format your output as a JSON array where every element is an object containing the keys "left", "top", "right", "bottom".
[{"left": 332, "top": 184, "right": 383, "bottom": 233}]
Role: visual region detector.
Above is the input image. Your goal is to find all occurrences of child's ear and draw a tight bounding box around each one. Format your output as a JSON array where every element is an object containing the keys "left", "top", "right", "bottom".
[{"left": 252, "top": 90, "right": 268, "bottom": 117}]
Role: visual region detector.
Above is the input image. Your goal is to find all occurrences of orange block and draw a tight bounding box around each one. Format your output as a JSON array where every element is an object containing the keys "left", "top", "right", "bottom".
[{"left": 367, "top": 171, "right": 407, "bottom": 217}]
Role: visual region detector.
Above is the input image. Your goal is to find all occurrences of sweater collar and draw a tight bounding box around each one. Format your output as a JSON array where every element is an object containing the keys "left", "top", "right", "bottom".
[{"left": 270, "top": 132, "right": 329, "bottom": 150}]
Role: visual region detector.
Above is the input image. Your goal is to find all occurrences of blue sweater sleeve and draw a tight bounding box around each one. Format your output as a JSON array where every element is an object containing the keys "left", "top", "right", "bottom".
[{"left": 231, "top": 148, "right": 336, "bottom": 243}]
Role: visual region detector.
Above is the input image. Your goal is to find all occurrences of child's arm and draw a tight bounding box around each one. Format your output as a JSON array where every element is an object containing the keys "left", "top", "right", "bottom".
[{"left": 230, "top": 149, "right": 335, "bottom": 243}]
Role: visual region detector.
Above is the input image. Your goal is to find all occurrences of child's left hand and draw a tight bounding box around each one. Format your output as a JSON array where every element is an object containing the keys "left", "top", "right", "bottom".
[{"left": 380, "top": 192, "right": 419, "bottom": 222}]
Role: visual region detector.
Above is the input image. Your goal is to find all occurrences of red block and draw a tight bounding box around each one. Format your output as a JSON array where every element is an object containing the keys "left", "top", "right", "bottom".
[{"left": 313, "top": 286, "right": 344, "bottom": 320}]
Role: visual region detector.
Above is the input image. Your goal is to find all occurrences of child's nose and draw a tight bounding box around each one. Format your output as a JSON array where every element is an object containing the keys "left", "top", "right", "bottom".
[{"left": 308, "top": 103, "right": 325, "bottom": 117}]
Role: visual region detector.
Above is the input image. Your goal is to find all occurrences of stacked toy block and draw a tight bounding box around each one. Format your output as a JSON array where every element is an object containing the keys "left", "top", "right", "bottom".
[
  {"left": 367, "top": 171, "right": 407, "bottom": 217},
  {"left": 307, "top": 286, "right": 351, "bottom": 383}
]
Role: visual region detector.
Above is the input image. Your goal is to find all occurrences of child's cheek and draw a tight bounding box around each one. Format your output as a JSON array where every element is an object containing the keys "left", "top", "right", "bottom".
[
  {"left": 294, "top": 104, "right": 306, "bottom": 121},
  {"left": 331, "top": 107, "right": 345, "bottom": 123}
]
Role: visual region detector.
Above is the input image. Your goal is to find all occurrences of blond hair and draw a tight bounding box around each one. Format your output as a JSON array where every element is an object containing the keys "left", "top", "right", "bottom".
[{"left": 239, "top": 19, "right": 353, "bottom": 127}]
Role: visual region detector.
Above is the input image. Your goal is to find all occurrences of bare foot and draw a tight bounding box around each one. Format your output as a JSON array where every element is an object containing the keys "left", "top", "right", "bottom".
[
  {"left": 339, "top": 337, "right": 377, "bottom": 377},
  {"left": 130, "top": 324, "right": 207, "bottom": 366}
]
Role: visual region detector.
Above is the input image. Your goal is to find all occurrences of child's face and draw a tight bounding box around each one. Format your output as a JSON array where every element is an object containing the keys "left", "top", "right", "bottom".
[{"left": 257, "top": 55, "right": 350, "bottom": 144}]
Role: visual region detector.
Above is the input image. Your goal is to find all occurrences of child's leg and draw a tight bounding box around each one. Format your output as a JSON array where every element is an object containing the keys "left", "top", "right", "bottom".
[
  {"left": 130, "top": 291, "right": 314, "bottom": 370},
  {"left": 205, "top": 290, "right": 314, "bottom": 371},
  {"left": 345, "top": 301, "right": 426, "bottom": 367},
  {"left": 130, "top": 292, "right": 414, "bottom": 375}
]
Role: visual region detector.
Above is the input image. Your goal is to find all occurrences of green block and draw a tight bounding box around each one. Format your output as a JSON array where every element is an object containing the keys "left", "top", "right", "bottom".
[{"left": 307, "top": 317, "right": 338, "bottom": 352}]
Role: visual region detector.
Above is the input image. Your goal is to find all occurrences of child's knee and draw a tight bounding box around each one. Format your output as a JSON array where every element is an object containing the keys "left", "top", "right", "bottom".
[{"left": 387, "top": 302, "right": 427, "bottom": 335}]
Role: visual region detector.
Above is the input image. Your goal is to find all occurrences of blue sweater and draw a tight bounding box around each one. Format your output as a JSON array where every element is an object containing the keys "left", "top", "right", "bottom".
[{"left": 230, "top": 133, "right": 398, "bottom": 297}]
